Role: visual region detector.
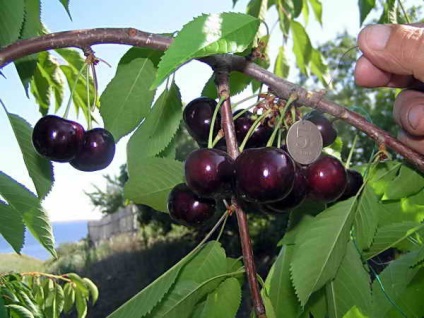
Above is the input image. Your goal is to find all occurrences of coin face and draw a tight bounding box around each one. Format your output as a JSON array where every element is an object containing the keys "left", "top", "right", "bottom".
[{"left": 286, "top": 120, "right": 323, "bottom": 165}]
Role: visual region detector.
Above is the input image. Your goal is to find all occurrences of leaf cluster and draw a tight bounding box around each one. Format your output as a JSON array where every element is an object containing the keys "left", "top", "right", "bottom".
[{"left": 0, "top": 272, "right": 97, "bottom": 318}]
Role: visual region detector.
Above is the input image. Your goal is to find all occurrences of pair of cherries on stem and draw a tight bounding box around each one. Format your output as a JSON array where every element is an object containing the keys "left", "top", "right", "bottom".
[{"left": 32, "top": 115, "right": 115, "bottom": 171}]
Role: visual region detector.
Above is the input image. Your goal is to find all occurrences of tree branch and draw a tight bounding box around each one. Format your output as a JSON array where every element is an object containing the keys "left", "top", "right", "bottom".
[
  {"left": 214, "top": 69, "right": 266, "bottom": 318},
  {"left": 1, "top": 27, "right": 424, "bottom": 173}
]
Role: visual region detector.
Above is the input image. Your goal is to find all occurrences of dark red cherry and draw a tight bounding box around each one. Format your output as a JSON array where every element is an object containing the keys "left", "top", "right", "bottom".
[
  {"left": 338, "top": 169, "right": 364, "bottom": 200},
  {"left": 32, "top": 115, "right": 85, "bottom": 162},
  {"left": 306, "top": 155, "right": 347, "bottom": 202},
  {"left": 183, "top": 97, "right": 220, "bottom": 145},
  {"left": 304, "top": 111, "right": 337, "bottom": 147},
  {"left": 234, "top": 112, "right": 273, "bottom": 148},
  {"left": 70, "top": 128, "right": 115, "bottom": 172},
  {"left": 185, "top": 148, "right": 234, "bottom": 198},
  {"left": 167, "top": 183, "right": 216, "bottom": 227},
  {"left": 235, "top": 147, "right": 295, "bottom": 203},
  {"left": 266, "top": 169, "right": 309, "bottom": 213}
]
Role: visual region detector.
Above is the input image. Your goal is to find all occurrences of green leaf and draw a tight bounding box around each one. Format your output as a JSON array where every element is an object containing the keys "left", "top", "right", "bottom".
[
  {"left": 247, "top": 0, "right": 269, "bottom": 20},
  {"left": 63, "top": 283, "right": 75, "bottom": 314},
  {"left": 30, "top": 52, "right": 65, "bottom": 114},
  {"left": 120, "top": 47, "right": 164, "bottom": 68},
  {"left": 58, "top": 0, "right": 72, "bottom": 20},
  {"left": 199, "top": 278, "right": 241, "bottom": 318},
  {"left": 383, "top": 165, "right": 424, "bottom": 200},
  {"left": 83, "top": 278, "right": 99, "bottom": 305},
  {"left": 265, "top": 245, "right": 301, "bottom": 318},
  {"left": 358, "top": 0, "right": 376, "bottom": 25},
  {"left": 325, "top": 242, "right": 371, "bottom": 318},
  {"left": 100, "top": 55, "right": 157, "bottom": 142},
  {"left": 290, "top": 198, "right": 357, "bottom": 306},
  {"left": 307, "top": 0, "right": 323, "bottom": 24},
  {"left": 179, "top": 242, "right": 227, "bottom": 283},
  {"left": 5, "top": 112, "right": 54, "bottom": 199},
  {"left": 5, "top": 304, "right": 34, "bottom": 318},
  {"left": 75, "top": 288, "right": 87, "bottom": 318},
  {"left": 124, "top": 157, "right": 183, "bottom": 212},
  {"left": 363, "top": 222, "right": 424, "bottom": 260},
  {"left": 0, "top": 201, "right": 25, "bottom": 253},
  {"left": 0, "top": 172, "right": 56, "bottom": 257},
  {"left": 54, "top": 283, "right": 65, "bottom": 317},
  {"left": 367, "top": 161, "right": 401, "bottom": 197},
  {"left": 310, "top": 48, "right": 329, "bottom": 86},
  {"left": 290, "top": 20, "right": 312, "bottom": 75},
  {"left": 0, "top": 296, "right": 7, "bottom": 318},
  {"left": 371, "top": 248, "right": 423, "bottom": 317},
  {"left": 354, "top": 184, "right": 379, "bottom": 250},
  {"left": 274, "top": 46, "right": 290, "bottom": 79},
  {"left": 152, "top": 12, "right": 260, "bottom": 88},
  {"left": 67, "top": 273, "right": 89, "bottom": 297},
  {"left": 127, "top": 82, "right": 182, "bottom": 159},
  {"left": 384, "top": 268, "right": 424, "bottom": 317},
  {"left": 0, "top": 0, "right": 25, "bottom": 47}
]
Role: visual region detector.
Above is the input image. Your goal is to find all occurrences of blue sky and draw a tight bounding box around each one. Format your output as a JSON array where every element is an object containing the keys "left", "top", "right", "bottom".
[{"left": 0, "top": 0, "right": 363, "bottom": 221}]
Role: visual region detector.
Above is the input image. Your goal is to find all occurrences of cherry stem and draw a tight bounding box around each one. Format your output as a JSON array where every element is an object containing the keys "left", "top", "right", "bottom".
[
  {"left": 239, "top": 110, "right": 272, "bottom": 152},
  {"left": 233, "top": 98, "right": 265, "bottom": 121},
  {"left": 214, "top": 68, "right": 267, "bottom": 318},
  {"left": 63, "top": 62, "right": 87, "bottom": 119},
  {"left": 86, "top": 66, "right": 93, "bottom": 130},
  {"left": 266, "top": 94, "right": 296, "bottom": 147},
  {"left": 345, "top": 134, "right": 358, "bottom": 169},
  {"left": 208, "top": 96, "right": 226, "bottom": 149}
]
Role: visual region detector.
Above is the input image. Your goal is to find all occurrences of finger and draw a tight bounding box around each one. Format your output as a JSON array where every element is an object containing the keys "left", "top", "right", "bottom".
[
  {"left": 354, "top": 55, "right": 417, "bottom": 88},
  {"left": 358, "top": 24, "right": 424, "bottom": 82},
  {"left": 393, "top": 89, "right": 424, "bottom": 136},
  {"left": 398, "top": 129, "right": 424, "bottom": 154}
]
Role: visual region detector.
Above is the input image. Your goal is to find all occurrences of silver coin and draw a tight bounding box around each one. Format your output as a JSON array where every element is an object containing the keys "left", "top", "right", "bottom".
[{"left": 286, "top": 120, "right": 323, "bottom": 165}]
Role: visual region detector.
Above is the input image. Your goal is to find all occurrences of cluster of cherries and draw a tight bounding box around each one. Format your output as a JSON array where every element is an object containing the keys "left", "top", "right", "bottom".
[
  {"left": 32, "top": 115, "right": 115, "bottom": 172},
  {"left": 168, "top": 97, "right": 364, "bottom": 226}
]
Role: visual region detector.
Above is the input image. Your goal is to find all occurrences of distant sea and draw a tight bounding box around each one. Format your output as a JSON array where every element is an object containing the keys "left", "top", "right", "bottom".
[{"left": 0, "top": 220, "right": 88, "bottom": 261}]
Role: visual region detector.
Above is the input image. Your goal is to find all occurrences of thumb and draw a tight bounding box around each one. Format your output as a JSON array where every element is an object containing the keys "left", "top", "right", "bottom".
[{"left": 358, "top": 24, "right": 424, "bottom": 82}]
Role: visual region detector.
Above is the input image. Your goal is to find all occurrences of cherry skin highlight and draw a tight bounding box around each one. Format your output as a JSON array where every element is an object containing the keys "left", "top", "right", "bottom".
[
  {"left": 32, "top": 115, "right": 85, "bottom": 162},
  {"left": 235, "top": 147, "right": 295, "bottom": 203},
  {"left": 70, "top": 128, "right": 115, "bottom": 172},
  {"left": 306, "top": 155, "right": 347, "bottom": 202},
  {"left": 184, "top": 148, "right": 235, "bottom": 199},
  {"left": 183, "top": 97, "right": 220, "bottom": 145}
]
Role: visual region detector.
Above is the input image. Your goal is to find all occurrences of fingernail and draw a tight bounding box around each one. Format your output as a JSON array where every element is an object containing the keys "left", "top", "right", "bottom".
[
  {"left": 363, "top": 24, "right": 392, "bottom": 50},
  {"left": 408, "top": 105, "right": 424, "bottom": 130}
]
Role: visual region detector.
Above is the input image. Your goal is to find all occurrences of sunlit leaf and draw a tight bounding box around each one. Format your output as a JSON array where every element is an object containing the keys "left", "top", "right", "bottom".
[
  {"left": 58, "top": 0, "right": 72, "bottom": 20},
  {"left": 127, "top": 82, "right": 182, "bottom": 159},
  {"left": 153, "top": 12, "right": 260, "bottom": 88},
  {"left": 290, "top": 20, "right": 312, "bottom": 75},
  {"left": 358, "top": 0, "right": 376, "bottom": 25},
  {"left": 326, "top": 242, "right": 371, "bottom": 318},
  {"left": 0, "top": 172, "right": 56, "bottom": 257},
  {"left": 274, "top": 46, "right": 290, "bottom": 79},
  {"left": 199, "top": 278, "right": 241, "bottom": 318},
  {"left": 124, "top": 157, "right": 183, "bottom": 212},
  {"left": 0, "top": 201, "right": 25, "bottom": 254},
  {"left": 383, "top": 164, "right": 424, "bottom": 200},
  {"left": 100, "top": 51, "right": 158, "bottom": 141},
  {"left": 363, "top": 222, "right": 424, "bottom": 260},
  {"left": 308, "top": 0, "right": 323, "bottom": 24},
  {"left": 354, "top": 184, "right": 379, "bottom": 250},
  {"left": 290, "top": 198, "right": 357, "bottom": 306},
  {"left": 5, "top": 112, "right": 54, "bottom": 199}
]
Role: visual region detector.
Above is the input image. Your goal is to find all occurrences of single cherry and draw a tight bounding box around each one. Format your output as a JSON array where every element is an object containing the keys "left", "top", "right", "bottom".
[
  {"left": 234, "top": 111, "right": 273, "bottom": 148},
  {"left": 235, "top": 147, "right": 295, "bottom": 203},
  {"left": 185, "top": 148, "right": 235, "bottom": 198},
  {"left": 32, "top": 115, "right": 85, "bottom": 162},
  {"left": 266, "top": 168, "right": 309, "bottom": 213},
  {"left": 304, "top": 110, "right": 337, "bottom": 147},
  {"left": 306, "top": 155, "right": 347, "bottom": 202},
  {"left": 167, "top": 183, "right": 216, "bottom": 227},
  {"left": 338, "top": 169, "right": 364, "bottom": 200},
  {"left": 183, "top": 97, "right": 220, "bottom": 145},
  {"left": 70, "top": 128, "right": 115, "bottom": 171}
]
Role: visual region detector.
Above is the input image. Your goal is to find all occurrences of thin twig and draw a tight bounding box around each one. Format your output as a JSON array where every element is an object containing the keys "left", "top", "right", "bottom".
[{"left": 214, "top": 69, "right": 267, "bottom": 318}]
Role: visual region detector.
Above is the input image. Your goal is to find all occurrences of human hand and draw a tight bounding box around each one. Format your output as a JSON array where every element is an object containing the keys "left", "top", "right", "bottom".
[{"left": 354, "top": 24, "right": 424, "bottom": 154}]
